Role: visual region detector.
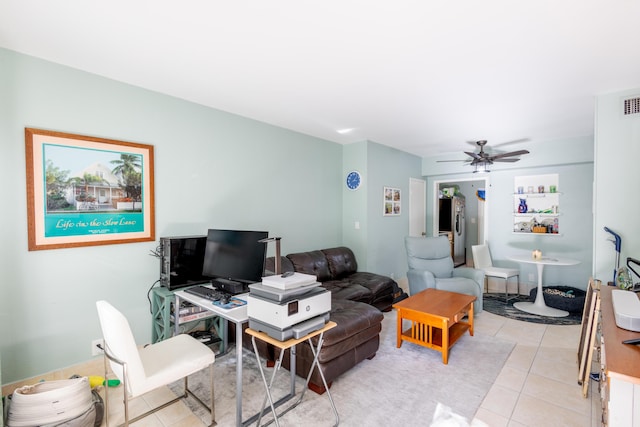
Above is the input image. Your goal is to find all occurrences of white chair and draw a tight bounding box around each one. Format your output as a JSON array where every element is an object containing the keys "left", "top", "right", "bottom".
[
  {"left": 472, "top": 244, "right": 520, "bottom": 301},
  {"left": 96, "top": 300, "right": 216, "bottom": 426}
]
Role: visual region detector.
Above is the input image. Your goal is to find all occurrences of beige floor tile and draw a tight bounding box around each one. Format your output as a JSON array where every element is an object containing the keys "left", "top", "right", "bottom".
[
  {"left": 511, "top": 394, "right": 590, "bottom": 427},
  {"left": 142, "top": 385, "right": 214, "bottom": 426},
  {"left": 168, "top": 413, "right": 207, "bottom": 427},
  {"left": 535, "top": 345, "right": 577, "bottom": 365},
  {"left": 474, "top": 311, "right": 508, "bottom": 336},
  {"left": 504, "top": 345, "right": 538, "bottom": 372},
  {"left": 494, "top": 365, "right": 528, "bottom": 392},
  {"left": 155, "top": 401, "right": 195, "bottom": 426},
  {"left": 540, "top": 324, "right": 581, "bottom": 349},
  {"left": 480, "top": 384, "right": 519, "bottom": 418},
  {"left": 104, "top": 387, "right": 157, "bottom": 426},
  {"left": 473, "top": 407, "right": 510, "bottom": 427},
  {"left": 530, "top": 352, "right": 580, "bottom": 386},
  {"left": 506, "top": 420, "right": 527, "bottom": 427},
  {"left": 496, "top": 320, "right": 546, "bottom": 346},
  {"left": 521, "top": 373, "right": 591, "bottom": 416}
]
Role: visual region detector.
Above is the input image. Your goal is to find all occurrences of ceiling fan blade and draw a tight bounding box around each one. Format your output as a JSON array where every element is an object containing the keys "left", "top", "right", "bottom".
[
  {"left": 464, "top": 151, "right": 481, "bottom": 159},
  {"left": 490, "top": 149, "right": 530, "bottom": 160},
  {"left": 492, "top": 158, "right": 521, "bottom": 162},
  {"left": 436, "top": 159, "right": 470, "bottom": 163}
]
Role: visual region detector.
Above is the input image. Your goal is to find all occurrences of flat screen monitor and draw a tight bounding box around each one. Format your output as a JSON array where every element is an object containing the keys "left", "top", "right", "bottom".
[{"left": 202, "top": 229, "right": 268, "bottom": 285}]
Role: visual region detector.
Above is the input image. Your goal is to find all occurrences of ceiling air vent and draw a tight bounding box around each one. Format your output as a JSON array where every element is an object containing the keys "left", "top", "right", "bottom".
[{"left": 623, "top": 97, "right": 640, "bottom": 116}]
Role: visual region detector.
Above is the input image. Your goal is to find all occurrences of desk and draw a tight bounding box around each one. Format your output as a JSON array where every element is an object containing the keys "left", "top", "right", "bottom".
[
  {"left": 246, "top": 322, "right": 339, "bottom": 427},
  {"left": 508, "top": 255, "right": 580, "bottom": 317},
  {"left": 599, "top": 285, "right": 640, "bottom": 425},
  {"left": 174, "top": 289, "right": 250, "bottom": 427}
]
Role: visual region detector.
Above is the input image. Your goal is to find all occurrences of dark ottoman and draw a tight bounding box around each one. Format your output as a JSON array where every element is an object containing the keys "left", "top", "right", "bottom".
[
  {"left": 529, "top": 286, "right": 586, "bottom": 313},
  {"left": 281, "top": 298, "right": 384, "bottom": 393}
]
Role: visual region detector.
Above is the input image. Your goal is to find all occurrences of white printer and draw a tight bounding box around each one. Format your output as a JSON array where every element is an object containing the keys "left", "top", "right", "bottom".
[{"left": 247, "top": 272, "right": 331, "bottom": 340}]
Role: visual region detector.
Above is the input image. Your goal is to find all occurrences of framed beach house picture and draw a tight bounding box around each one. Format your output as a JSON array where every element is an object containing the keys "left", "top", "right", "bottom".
[{"left": 25, "top": 128, "right": 155, "bottom": 250}]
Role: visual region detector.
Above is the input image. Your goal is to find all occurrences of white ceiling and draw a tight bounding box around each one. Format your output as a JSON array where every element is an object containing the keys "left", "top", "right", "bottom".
[{"left": 2, "top": 1, "right": 640, "bottom": 158}]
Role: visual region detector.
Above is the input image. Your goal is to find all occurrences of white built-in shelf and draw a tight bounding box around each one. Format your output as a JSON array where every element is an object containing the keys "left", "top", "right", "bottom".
[{"left": 513, "top": 174, "right": 561, "bottom": 235}]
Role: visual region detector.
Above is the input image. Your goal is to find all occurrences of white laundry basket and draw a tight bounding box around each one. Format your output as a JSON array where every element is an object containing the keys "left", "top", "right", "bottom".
[{"left": 7, "top": 377, "right": 94, "bottom": 427}]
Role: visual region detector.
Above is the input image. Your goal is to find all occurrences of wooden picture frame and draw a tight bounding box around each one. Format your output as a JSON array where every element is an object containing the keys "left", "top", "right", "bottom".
[
  {"left": 577, "top": 277, "right": 601, "bottom": 397},
  {"left": 25, "top": 128, "right": 155, "bottom": 250}
]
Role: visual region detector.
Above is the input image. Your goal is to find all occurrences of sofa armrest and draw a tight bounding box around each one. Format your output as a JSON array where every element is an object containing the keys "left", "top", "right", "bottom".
[
  {"left": 452, "top": 267, "right": 485, "bottom": 291},
  {"left": 407, "top": 269, "right": 437, "bottom": 295}
]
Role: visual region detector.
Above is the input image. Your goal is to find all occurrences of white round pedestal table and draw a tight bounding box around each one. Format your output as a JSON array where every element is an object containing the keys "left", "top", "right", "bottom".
[{"left": 508, "top": 255, "right": 580, "bottom": 318}]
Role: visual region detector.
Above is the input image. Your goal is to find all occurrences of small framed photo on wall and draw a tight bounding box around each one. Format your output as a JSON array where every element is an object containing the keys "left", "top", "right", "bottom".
[{"left": 383, "top": 187, "right": 401, "bottom": 216}]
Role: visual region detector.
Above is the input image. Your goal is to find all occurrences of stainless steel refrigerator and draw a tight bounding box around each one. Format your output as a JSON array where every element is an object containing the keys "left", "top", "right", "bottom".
[{"left": 438, "top": 195, "right": 466, "bottom": 267}]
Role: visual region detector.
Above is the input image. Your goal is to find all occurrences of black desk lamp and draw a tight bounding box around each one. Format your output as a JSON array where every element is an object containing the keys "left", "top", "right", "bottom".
[{"left": 259, "top": 237, "right": 282, "bottom": 275}]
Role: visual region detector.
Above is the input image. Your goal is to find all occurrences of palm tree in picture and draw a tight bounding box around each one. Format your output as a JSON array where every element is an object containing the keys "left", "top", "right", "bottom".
[
  {"left": 111, "top": 154, "right": 142, "bottom": 211},
  {"left": 111, "top": 154, "right": 141, "bottom": 177}
]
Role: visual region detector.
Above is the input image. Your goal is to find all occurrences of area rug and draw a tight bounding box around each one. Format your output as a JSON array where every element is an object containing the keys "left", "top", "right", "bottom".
[
  {"left": 483, "top": 294, "right": 582, "bottom": 325},
  {"left": 170, "top": 310, "right": 514, "bottom": 426}
]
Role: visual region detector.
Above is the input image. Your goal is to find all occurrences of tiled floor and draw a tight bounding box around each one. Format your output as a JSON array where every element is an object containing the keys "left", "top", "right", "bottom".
[
  {"left": 3, "top": 311, "right": 601, "bottom": 426},
  {"left": 473, "top": 311, "right": 601, "bottom": 427}
]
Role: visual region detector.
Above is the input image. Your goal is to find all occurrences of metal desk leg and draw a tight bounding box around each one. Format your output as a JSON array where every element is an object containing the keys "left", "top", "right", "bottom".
[
  {"left": 236, "top": 321, "right": 243, "bottom": 427},
  {"left": 174, "top": 294, "right": 182, "bottom": 336}
]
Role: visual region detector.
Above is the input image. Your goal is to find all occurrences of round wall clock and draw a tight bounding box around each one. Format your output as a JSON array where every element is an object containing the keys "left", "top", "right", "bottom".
[{"left": 346, "top": 170, "right": 362, "bottom": 190}]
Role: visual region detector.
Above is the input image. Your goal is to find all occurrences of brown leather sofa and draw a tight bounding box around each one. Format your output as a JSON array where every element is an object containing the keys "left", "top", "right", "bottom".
[
  {"left": 251, "top": 246, "right": 396, "bottom": 394},
  {"left": 272, "top": 246, "right": 396, "bottom": 311}
]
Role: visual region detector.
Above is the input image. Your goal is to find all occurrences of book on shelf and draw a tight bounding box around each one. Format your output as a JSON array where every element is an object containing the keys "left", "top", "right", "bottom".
[
  {"left": 171, "top": 301, "right": 205, "bottom": 316},
  {"left": 170, "top": 310, "right": 215, "bottom": 323}
]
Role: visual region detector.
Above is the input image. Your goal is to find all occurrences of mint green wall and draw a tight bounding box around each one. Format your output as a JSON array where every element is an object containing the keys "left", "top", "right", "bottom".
[
  {"left": 342, "top": 141, "right": 423, "bottom": 278},
  {"left": 0, "top": 48, "right": 344, "bottom": 383},
  {"left": 366, "top": 142, "right": 423, "bottom": 279},
  {"left": 594, "top": 88, "right": 640, "bottom": 284},
  {"left": 423, "top": 138, "right": 594, "bottom": 292},
  {"left": 342, "top": 141, "right": 368, "bottom": 265}
]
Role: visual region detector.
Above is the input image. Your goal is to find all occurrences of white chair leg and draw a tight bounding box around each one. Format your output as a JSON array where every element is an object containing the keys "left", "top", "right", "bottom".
[{"left": 210, "top": 363, "right": 216, "bottom": 426}]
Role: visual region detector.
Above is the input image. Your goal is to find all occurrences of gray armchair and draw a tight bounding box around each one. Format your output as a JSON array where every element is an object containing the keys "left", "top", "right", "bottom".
[{"left": 405, "top": 235, "right": 484, "bottom": 314}]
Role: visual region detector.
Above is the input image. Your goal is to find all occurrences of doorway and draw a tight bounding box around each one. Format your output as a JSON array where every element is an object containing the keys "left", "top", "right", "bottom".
[
  {"left": 409, "top": 178, "right": 426, "bottom": 237},
  {"left": 433, "top": 177, "right": 489, "bottom": 266}
]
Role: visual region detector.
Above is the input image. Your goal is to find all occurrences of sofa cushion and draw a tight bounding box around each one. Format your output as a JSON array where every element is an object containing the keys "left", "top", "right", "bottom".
[
  {"left": 322, "top": 247, "right": 358, "bottom": 279},
  {"left": 314, "top": 299, "right": 383, "bottom": 349},
  {"left": 345, "top": 272, "right": 395, "bottom": 299},
  {"left": 322, "top": 280, "right": 372, "bottom": 303},
  {"left": 286, "top": 250, "right": 332, "bottom": 282}
]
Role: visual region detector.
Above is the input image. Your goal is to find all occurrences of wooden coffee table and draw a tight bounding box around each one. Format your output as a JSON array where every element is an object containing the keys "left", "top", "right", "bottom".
[{"left": 393, "top": 288, "right": 476, "bottom": 364}]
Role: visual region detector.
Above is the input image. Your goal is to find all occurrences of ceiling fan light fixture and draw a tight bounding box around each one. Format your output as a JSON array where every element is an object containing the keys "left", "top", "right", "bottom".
[{"left": 473, "top": 161, "right": 490, "bottom": 173}]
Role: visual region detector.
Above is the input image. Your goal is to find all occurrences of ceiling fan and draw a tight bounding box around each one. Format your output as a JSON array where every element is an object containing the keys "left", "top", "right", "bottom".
[{"left": 438, "top": 140, "right": 530, "bottom": 172}]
